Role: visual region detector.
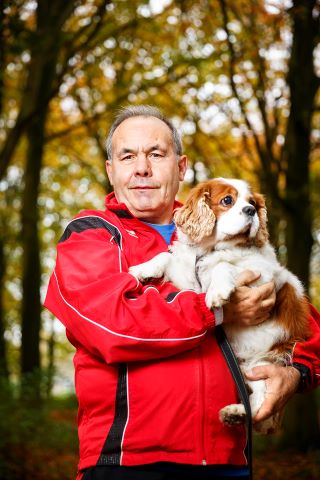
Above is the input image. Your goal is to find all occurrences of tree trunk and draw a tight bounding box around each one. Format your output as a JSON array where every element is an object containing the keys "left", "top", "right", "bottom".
[
  {"left": 20, "top": 117, "right": 44, "bottom": 379},
  {"left": 284, "top": 0, "right": 318, "bottom": 285},
  {"left": 46, "top": 318, "right": 55, "bottom": 397},
  {"left": 0, "top": 0, "right": 5, "bottom": 115},
  {"left": 0, "top": 234, "right": 9, "bottom": 379},
  {"left": 0, "top": 3, "right": 8, "bottom": 380},
  {"left": 281, "top": 0, "right": 320, "bottom": 449},
  {"left": 20, "top": 1, "right": 76, "bottom": 397}
]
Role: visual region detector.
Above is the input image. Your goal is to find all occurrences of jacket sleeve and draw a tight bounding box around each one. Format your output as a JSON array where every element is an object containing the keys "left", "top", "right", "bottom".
[
  {"left": 44, "top": 215, "right": 216, "bottom": 364},
  {"left": 292, "top": 304, "right": 320, "bottom": 391}
]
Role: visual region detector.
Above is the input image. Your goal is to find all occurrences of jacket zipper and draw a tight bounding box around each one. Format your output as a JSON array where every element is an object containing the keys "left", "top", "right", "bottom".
[{"left": 199, "top": 346, "right": 207, "bottom": 465}]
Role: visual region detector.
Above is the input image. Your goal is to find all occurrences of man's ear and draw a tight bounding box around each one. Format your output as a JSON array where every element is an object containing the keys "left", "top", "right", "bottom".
[
  {"left": 178, "top": 155, "right": 188, "bottom": 181},
  {"left": 174, "top": 187, "right": 216, "bottom": 243},
  {"left": 106, "top": 160, "right": 113, "bottom": 185}
]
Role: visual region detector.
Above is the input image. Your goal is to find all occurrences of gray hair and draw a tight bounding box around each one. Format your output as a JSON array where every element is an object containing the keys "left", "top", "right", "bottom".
[{"left": 105, "top": 105, "right": 182, "bottom": 160}]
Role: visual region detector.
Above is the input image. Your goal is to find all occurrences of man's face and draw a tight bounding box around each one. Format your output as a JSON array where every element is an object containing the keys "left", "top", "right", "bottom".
[{"left": 106, "top": 116, "right": 188, "bottom": 224}]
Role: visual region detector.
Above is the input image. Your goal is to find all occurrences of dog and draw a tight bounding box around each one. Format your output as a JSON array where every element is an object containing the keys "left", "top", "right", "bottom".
[{"left": 129, "top": 177, "right": 310, "bottom": 434}]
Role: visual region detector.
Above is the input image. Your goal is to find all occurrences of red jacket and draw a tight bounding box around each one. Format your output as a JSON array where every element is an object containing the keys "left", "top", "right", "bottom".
[{"left": 44, "top": 193, "right": 320, "bottom": 473}]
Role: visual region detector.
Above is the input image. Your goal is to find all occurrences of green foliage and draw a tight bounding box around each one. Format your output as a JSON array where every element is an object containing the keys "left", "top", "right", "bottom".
[{"left": 0, "top": 378, "right": 78, "bottom": 480}]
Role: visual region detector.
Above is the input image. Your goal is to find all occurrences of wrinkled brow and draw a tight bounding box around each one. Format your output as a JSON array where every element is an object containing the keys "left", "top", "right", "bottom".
[{"left": 118, "top": 144, "right": 165, "bottom": 155}]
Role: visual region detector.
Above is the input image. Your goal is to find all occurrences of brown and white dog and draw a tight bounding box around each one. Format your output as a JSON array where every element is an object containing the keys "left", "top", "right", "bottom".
[{"left": 129, "top": 177, "right": 310, "bottom": 434}]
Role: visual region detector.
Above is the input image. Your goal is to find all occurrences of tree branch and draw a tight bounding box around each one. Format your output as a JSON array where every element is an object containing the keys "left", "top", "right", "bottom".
[
  {"left": 0, "top": 0, "right": 79, "bottom": 180},
  {"left": 217, "top": 0, "right": 284, "bottom": 205},
  {"left": 217, "top": 0, "right": 264, "bottom": 157}
]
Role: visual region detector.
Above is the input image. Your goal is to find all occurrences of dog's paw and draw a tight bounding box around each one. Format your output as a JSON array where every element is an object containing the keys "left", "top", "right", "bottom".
[
  {"left": 219, "top": 404, "right": 246, "bottom": 426},
  {"left": 205, "top": 284, "right": 233, "bottom": 308},
  {"left": 129, "top": 265, "right": 143, "bottom": 281},
  {"left": 129, "top": 263, "right": 162, "bottom": 282}
]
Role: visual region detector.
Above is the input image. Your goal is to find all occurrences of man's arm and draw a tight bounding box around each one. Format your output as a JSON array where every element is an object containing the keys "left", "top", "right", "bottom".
[
  {"left": 291, "top": 304, "right": 320, "bottom": 390},
  {"left": 245, "top": 306, "right": 320, "bottom": 423},
  {"left": 44, "top": 213, "right": 216, "bottom": 364}
]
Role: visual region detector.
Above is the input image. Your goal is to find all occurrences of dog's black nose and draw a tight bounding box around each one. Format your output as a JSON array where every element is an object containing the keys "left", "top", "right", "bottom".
[{"left": 242, "top": 205, "right": 256, "bottom": 217}]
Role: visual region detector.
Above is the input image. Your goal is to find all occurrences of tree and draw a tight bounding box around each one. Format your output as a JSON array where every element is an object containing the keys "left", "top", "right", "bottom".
[
  {"left": 278, "top": 0, "right": 320, "bottom": 450},
  {"left": 0, "top": 0, "right": 114, "bottom": 391},
  {"left": 208, "top": 0, "right": 320, "bottom": 449},
  {"left": 284, "top": 0, "right": 319, "bottom": 288},
  {"left": 20, "top": 1, "right": 79, "bottom": 389},
  {"left": 0, "top": 231, "right": 8, "bottom": 379},
  {"left": 0, "top": 0, "right": 178, "bottom": 393}
]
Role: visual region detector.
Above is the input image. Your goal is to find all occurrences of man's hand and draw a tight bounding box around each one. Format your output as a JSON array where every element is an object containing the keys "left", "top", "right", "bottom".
[
  {"left": 223, "top": 270, "right": 276, "bottom": 326},
  {"left": 245, "top": 364, "right": 301, "bottom": 423}
]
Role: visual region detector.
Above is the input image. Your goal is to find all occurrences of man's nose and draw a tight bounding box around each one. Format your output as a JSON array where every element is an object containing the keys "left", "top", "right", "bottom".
[{"left": 134, "top": 154, "right": 152, "bottom": 177}]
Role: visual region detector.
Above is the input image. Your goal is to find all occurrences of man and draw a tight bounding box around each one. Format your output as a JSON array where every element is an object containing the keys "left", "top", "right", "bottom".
[{"left": 45, "top": 105, "right": 320, "bottom": 480}]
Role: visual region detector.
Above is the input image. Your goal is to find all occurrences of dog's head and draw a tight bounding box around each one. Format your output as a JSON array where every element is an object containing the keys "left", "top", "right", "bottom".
[{"left": 174, "top": 178, "right": 268, "bottom": 250}]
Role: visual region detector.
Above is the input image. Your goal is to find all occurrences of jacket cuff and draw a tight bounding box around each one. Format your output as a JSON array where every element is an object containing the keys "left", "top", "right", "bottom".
[
  {"left": 212, "top": 307, "right": 223, "bottom": 325},
  {"left": 198, "top": 293, "right": 216, "bottom": 328}
]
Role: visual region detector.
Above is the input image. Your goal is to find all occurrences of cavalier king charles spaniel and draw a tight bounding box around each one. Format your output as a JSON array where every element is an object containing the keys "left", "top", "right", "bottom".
[{"left": 129, "top": 177, "right": 310, "bottom": 434}]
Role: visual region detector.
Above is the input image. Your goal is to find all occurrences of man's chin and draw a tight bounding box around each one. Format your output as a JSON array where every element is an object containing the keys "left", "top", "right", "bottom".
[
  {"left": 134, "top": 207, "right": 158, "bottom": 220},
  {"left": 131, "top": 199, "right": 156, "bottom": 212},
  {"left": 130, "top": 202, "right": 173, "bottom": 224}
]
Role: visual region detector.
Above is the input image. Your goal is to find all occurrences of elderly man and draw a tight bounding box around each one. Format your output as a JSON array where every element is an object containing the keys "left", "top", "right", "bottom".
[{"left": 45, "top": 105, "right": 320, "bottom": 480}]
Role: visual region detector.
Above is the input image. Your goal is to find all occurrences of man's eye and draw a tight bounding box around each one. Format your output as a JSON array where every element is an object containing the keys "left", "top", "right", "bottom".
[
  {"left": 220, "top": 195, "right": 233, "bottom": 206},
  {"left": 150, "top": 152, "right": 163, "bottom": 158},
  {"left": 122, "top": 155, "right": 134, "bottom": 161}
]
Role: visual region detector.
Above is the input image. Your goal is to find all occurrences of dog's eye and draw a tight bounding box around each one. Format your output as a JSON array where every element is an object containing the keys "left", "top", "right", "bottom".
[
  {"left": 221, "top": 195, "right": 233, "bottom": 206},
  {"left": 249, "top": 199, "right": 256, "bottom": 207}
]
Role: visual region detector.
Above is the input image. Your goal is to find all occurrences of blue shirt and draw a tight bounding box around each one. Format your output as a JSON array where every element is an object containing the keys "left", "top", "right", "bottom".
[{"left": 143, "top": 221, "right": 176, "bottom": 245}]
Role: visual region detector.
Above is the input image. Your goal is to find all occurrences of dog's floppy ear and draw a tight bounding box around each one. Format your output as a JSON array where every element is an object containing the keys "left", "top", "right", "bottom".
[
  {"left": 253, "top": 192, "right": 269, "bottom": 247},
  {"left": 174, "top": 185, "right": 216, "bottom": 243}
]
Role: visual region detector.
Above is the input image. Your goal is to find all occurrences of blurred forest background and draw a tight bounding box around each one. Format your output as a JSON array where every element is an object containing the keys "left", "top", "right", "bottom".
[{"left": 0, "top": 0, "right": 320, "bottom": 478}]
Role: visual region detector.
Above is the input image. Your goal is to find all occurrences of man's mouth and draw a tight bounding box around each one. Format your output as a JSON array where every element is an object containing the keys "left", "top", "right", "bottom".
[{"left": 129, "top": 185, "right": 160, "bottom": 190}]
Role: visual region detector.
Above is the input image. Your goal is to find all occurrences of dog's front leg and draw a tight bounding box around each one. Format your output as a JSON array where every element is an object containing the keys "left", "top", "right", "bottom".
[
  {"left": 129, "top": 252, "right": 172, "bottom": 283},
  {"left": 219, "top": 372, "right": 280, "bottom": 433},
  {"left": 246, "top": 377, "right": 266, "bottom": 419},
  {"left": 205, "top": 262, "right": 238, "bottom": 309},
  {"left": 219, "top": 364, "right": 269, "bottom": 428},
  {"left": 246, "top": 366, "right": 280, "bottom": 434}
]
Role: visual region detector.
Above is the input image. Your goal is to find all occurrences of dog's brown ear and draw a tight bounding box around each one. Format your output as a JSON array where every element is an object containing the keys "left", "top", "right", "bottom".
[
  {"left": 174, "top": 186, "right": 216, "bottom": 243},
  {"left": 253, "top": 192, "right": 269, "bottom": 246}
]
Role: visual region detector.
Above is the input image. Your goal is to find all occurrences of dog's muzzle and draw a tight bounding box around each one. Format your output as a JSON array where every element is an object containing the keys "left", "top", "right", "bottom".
[{"left": 242, "top": 205, "right": 256, "bottom": 217}]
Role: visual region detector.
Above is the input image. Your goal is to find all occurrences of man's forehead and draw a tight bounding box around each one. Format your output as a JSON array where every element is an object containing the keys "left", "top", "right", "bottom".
[{"left": 112, "top": 116, "right": 173, "bottom": 147}]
